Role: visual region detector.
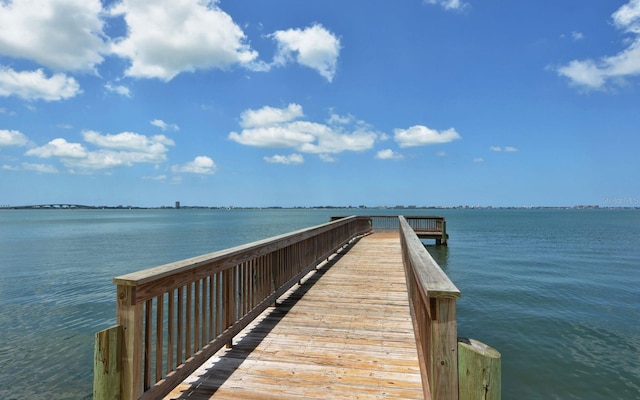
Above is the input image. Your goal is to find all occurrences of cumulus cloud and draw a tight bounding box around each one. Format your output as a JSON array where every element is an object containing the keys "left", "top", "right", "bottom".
[
  {"left": 375, "top": 149, "right": 404, "bottom": 160},
  {"left": 109, "top": 0, "right": 258, "bottom": 81},
  {"left": 264, "top": 153, "right": 304, "bottom": 165},
  {"left": 0, "top": 0, "right": 107, "bottom": 72},
  {"left": 0, "top": 129, "right": 30, "bottom": 147},
  {"left": 26, "top": 130, "right": 175, "bottom": 170},
  {"left": 171, "top": 156, "right": 217, "bottom": 174},
  {"left": 26, "top": 138, "right": 88, "bottom": 159},
  {"left": 150, "top": 119, "right": 180, "bottom": 132},
  {"left": 555, "top": 0, "right": 640, "bottom": 90},
  {"left": 394, "top": 125, "right": 461, "bottom": 148},
  {"left": 83, "top": 130, "right": 174, "bottom": 154},
  {"left": 105, "top": 82, "right": 131, "bottom": 97},
  {"left": 0, "top": 68, "right": 81, "bottom": 101},
  {"left": 240, "top": 103, "right": 303, "bottom": 128},
  {"left": 271, "top": 24, "right": 341, "bottom": 82},
  {"left": 229, "top": 104, "right": 378, "bottom": 160},
  {"left": 424, "top": 0, "right": 468, "bottom": 11}
]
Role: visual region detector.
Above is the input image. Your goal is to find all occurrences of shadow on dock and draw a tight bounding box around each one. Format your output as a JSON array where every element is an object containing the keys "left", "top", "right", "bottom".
[{"left": 166, "top": 239, "right": 355, "bottom": 399}]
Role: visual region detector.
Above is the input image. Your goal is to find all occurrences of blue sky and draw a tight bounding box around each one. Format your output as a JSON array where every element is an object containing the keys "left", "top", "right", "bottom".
[{"left": 1, "top": 0, "right": 639, "bottom": 207}]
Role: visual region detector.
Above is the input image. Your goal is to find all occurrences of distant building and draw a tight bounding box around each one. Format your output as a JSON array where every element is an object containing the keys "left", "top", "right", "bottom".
[{"left": 175, "top": 201, "right": 181, "bottom": 209}]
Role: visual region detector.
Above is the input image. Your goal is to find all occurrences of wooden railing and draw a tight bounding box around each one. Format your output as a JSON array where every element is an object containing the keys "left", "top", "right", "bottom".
[
  {"left": 334, "top": 215, "right": 445, "bottom": 233},
  {"left": 399, "top": 216, "right": 461, "bottom": 399},
  {"left": 94, "top": 216, "right": 371, "bottom": 400}
]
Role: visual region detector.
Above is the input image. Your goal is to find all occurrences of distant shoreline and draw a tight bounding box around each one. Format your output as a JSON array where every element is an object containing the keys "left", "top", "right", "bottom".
[{"left": 1, "top": 204, "right": 638, "bottom": 210}]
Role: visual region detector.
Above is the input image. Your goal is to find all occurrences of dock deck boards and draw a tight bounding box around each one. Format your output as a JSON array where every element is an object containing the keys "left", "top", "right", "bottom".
[{"left": 163, "top": 232, "right": 424, "bottom": 399}]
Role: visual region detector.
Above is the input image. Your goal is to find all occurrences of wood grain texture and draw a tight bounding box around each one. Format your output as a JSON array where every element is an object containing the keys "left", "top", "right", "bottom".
[{"left": 163, "top": 233, "right": 424, "bottom": 400}]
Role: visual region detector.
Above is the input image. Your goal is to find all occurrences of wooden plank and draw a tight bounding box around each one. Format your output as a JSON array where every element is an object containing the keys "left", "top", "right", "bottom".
[{"left": 163, "top": 233, "right": 424, "bottom": 400}]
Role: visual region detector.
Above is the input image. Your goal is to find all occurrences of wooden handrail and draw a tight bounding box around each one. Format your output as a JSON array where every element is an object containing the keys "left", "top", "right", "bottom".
[
  {"left": 399, "top": 216, "right": 460, "bottom": 400},
  {"left": 95, "top": 216, "right": 372, "bottom": 400}
]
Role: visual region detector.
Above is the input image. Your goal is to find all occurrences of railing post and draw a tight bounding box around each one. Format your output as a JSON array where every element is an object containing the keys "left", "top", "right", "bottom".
[
  {"left": 441, "top": 219, "right": 448, "bottom": 245},
  {"left": 116, "top": 284, "right": 143, "bottom": 400},
  {"left": 429, "top": 297, "right": 458, "bottom": 400}
]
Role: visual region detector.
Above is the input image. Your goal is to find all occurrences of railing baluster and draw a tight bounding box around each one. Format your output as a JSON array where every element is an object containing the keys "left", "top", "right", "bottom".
[
  {"left": 167, "top": 289, "right": 174, "bottom": 374},
  {"left": 207, "top": 275, "right": 216, "bottom": 343},
  {"left": 144, "top": 299, "right": 152, "bottom": 391},
  {"left": 194, "top": 280, "right": 200, "bottom": 354},
  {"left": 177, "top": 286, "right": 183, "bottom": 365},
  {"left": 155, "top": 294, "right": 163, "bottom": 383},
  {"left": 185, "top": 283, "right": 192, "bottom": 359}
]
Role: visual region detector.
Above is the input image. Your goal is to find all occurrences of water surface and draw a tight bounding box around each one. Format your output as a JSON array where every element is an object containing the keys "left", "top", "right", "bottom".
[{"left": 0, "top": 208, "right": 638, "bottom": 399}]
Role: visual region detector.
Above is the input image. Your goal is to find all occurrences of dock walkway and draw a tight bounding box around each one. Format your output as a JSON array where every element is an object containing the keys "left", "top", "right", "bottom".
[{"left": 163, "top": 232, "right": 423, "bottom": 399}]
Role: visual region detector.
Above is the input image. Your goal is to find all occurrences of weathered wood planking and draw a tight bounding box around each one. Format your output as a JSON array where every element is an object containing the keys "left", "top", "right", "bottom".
[{"left": 163, "top": 232, "right": 424, "bottom": 400}]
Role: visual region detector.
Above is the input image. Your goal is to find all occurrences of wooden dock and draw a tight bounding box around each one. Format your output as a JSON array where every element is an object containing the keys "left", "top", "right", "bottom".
[
  {"left": 94, "top": 216, "right": 485, "bottom": 400},
  {"left": 163, "top": 232, "right": 423, "bottom": 399}
]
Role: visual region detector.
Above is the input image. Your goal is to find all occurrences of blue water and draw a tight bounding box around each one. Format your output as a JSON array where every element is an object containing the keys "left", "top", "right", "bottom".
[{"left": 0, "top": 208, "right": 638, "bottom": 399}]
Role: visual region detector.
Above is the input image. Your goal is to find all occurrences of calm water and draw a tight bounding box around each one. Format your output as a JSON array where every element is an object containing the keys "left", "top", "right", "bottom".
[{"left": 0, "top": 208, "right": 638, "bottom": 399}]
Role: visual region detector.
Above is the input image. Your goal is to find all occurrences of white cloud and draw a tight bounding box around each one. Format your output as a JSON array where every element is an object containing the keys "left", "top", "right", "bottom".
[
  {"left": 83, "top": 131, "right": 174, "bottom": 155},
  {"left": 327, "top": 113, "right": 353, "bottom": 125},
  {"left": 229, "top": 124, "right": 316, "bottom": 148},
  {"left": 0, "top": 129, "right": 30, "bottom": 147},
  {"left": 171, "top": 156, "right": 217, "bottom": 174},
  {"left": 490, "top": 146, "right": 519, "bottom": 152},
  {"left": 264, "top": 153, "right": 304, "bottom": 165},
  {"left": 21, "top": 162, "right": 59, "bottom": 173},
  {"left": 319, "top": 154, "right": 336, "bottom": 163},
  {"left": 150, "top": 119, "right": 180, "bottom": 132},
  {"left": 109, "top": 0, "right": 258, "bottom": 81},
  {"left": 0, "top": 0, "right": 107, "bottom": 71},
  {"left": 473, "top": 157, "right": 484, "bottom": 163},
  {"left": 394, "top": 125, "right": 461, "bottom": 148},
  {"left": 375, "top": 149, "right": 404, "bottom": 160},
  {"left": 240, "top": 103, "right": 303, "bottom": 128},
  {"left": 271, "top": 24, "right": 341, "bottom": 82},
  {"left": 143, "top": 174, "right": 168, "bottom": 181},
  {"left": 105, "top": 82, "right": 131, "bottom": 97},
  {"left": 26, "top": 138, "right": 88, "bottom": 159},
  {"left": 424, "top": 0, "right": 468, "bottom": 11},
  {"left": 571, "top": 31, "right": 585, "bottom": 41},
  {"left": 0, "top": 68, "right": 81, "bottom": 101},
  {"left": 26, "top": 131, "right": 175, "bottom": 170},
  {"left": 555, "top": 0, "right": 640, "bottom": 90},
  {"left": 613, "top": 0, "right": 640, "bottom": 30},
  {"left": 230, "top": 116, "right": 378, "bottom": 154}
]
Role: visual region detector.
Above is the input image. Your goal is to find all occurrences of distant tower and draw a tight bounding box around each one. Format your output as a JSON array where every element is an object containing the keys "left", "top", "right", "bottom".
[{"left": 175, "top": 201, "right": 181, "bottom": 209}]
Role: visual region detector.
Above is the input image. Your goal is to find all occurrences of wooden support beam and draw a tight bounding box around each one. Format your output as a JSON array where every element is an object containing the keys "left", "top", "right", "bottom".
[
  {"left": 458, "top": 338, "right": 501, "bottom": 400},
  {"left": 93, "top": 325, "right": 122, "bottom": 400}
]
